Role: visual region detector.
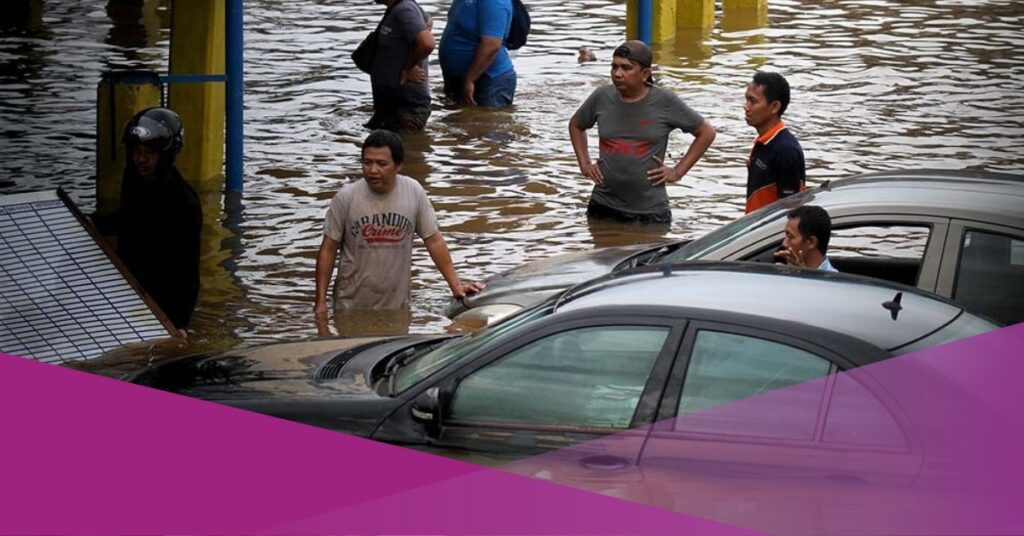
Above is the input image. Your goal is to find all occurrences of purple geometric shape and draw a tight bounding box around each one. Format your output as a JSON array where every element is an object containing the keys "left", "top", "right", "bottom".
[
  {"left": 2, "top": 323, "right": 1021, "bottom": 534},
  {"left": 0, "top": 352, "right": 755, "bottom": 535},
  {"left": 503, "top": 323, "right": 1024, "bottom": 535}
]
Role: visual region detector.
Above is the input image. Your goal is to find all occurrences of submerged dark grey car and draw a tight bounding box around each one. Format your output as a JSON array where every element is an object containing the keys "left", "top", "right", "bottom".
[
  {"left": 129, "top": 263, "right": 999, "bottom": 459},
  {"left": 447, "top": 170, "right": 1024, "bottom": 327}
]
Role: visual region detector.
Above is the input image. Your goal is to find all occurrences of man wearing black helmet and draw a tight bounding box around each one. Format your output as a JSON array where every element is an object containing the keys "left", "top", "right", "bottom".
[{"left": 96, "top": 107, "right": 202, "bottom": 331}]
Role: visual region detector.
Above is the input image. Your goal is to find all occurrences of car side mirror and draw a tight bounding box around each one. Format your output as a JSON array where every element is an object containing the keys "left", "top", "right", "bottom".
[{"left": 411, "top": 386, "right": 440, "bottom": 425}]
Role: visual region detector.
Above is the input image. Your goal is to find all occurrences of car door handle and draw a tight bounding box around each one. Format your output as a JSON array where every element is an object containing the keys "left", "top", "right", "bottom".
[{"left": 579, "top": 455, "right": 630, "bottom": 470}]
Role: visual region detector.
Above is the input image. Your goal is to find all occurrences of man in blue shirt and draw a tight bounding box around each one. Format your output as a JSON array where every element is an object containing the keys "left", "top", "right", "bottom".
[{"left": 438, "top": 0, "right": 516, "bottom": 107}]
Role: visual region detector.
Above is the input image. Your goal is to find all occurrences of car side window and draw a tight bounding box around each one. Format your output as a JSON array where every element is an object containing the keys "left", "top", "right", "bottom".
[
  {"left": 953, "top": 230, "right": 1024, "bottom": 325},
  {"left": 676, "top": 330, "right": 832, "bottom": 441},
  {"left": 746, "top": 224, "right": 930, "bottom": 287},
  {"left": 827, "top": 225, "right": 930, "bottom": 257},
  {"left": 449, "top": 326, "right": 669, "bottom": 430}
]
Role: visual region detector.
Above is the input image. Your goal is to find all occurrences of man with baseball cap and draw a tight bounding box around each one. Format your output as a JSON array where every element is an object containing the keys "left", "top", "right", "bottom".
[{"left": 569, "top": 40, "right": 716, "bottom": 225}]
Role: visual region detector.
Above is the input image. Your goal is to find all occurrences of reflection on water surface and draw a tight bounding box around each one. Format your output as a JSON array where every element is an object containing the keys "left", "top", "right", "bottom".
[{"left": 1, "top": 0, "right": 1022, "bottom": 353}]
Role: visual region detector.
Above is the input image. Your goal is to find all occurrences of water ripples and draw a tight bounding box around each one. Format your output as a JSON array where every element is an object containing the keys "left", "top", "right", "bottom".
[{"left": 1, "top": 0, "right": 1022, "bottom": 349}]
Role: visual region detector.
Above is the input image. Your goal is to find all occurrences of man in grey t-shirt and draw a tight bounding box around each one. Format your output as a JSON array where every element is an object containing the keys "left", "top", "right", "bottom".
[
  {"left": 569, "top": 41, "right": 716, "bottom": 224},
  {"left": 314, "top": 130, "right": 483, "bottom": 319},
  {"left": 366, "top": 0, "right": 435, "bottom": 131}
]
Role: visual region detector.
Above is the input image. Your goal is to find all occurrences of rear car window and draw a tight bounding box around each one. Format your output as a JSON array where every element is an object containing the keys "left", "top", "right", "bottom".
[
  {"left": 953, "top": 230, "right": 1024, "bottom": 325},
  {"left": 891, "top": 311, "right": 1000, "bottom": 356}
]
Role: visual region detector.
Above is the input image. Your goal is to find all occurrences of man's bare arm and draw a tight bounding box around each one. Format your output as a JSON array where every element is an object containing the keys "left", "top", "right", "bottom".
[
  {"left": 424, "top": 232, "right": 484, "bottom": 298},
  {"left": 673, "top": 120, "right": 716, "bottom": 179},
  {"left": 314, "top": 236, "right": 340, "bottom": 315},
  {"left": 647, "top": 120, "right": 717, "bottom": 185},
  {"left": 569, "top": 115, "right": 604, "bottom": 185},
  {"left": 401, "top": 29, "right": 435, "bottom": 85},
  {"left": 461, "top": 36, "right": 502, "bottom": 105}
]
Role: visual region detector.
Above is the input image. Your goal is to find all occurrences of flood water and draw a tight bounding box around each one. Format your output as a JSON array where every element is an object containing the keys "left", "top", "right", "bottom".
[{"left": 1, "top": 0, "right": 1022, "bottom": 353}]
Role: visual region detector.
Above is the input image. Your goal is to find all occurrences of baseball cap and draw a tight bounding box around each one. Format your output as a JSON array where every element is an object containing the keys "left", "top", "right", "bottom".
[
  {"left": 614, "top": 40, "right": 653, "bottom": 68},
  {"left": 613, "top": 40, "right": 655, "bottom": 85}
]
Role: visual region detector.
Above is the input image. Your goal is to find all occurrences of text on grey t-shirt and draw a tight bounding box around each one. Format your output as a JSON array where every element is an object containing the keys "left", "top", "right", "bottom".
[{"left": 324, "top": 175, "right": 439, "bottom": 310}]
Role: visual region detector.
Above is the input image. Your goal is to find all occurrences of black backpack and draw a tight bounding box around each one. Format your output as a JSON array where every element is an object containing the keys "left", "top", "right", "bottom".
[{"left": 505, "top": 0, "right": 530, "bottom": 50}]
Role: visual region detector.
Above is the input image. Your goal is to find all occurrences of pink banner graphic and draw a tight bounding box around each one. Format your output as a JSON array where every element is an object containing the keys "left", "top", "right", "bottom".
[
  {"left": 0, "top": 351, "right": 753, "bottom": 535},
  {"left": 1, "top": 323, "right": 1022, "bottom": 534},
  {"left": 503, "top": 322, "right": 1024, "bottom": 535}
]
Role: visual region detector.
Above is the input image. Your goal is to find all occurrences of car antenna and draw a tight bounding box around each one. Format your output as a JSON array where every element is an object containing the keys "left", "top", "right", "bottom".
[
  {"left": 882, "top": 292, "right": 903, "bottom": 321},
  {"left": 661, "top": 265, "right": 672, "bottom": 277}
]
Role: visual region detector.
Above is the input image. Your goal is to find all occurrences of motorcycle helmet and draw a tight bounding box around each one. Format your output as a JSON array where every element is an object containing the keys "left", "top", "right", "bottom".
[{"left": 122, "top": 107, "right": 185, "bottom": 158}]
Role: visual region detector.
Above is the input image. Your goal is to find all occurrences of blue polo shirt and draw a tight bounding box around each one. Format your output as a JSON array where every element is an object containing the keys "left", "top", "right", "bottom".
[
  {"left": 438, "top": 0, "right": 514, "bottom": 79},
  {"left": 746, "top": 122, "right": 805, "bottom": 213}
]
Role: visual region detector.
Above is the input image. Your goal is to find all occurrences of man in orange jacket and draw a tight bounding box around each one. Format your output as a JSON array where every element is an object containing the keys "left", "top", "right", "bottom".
[{"left": 744, "top": 71, "right": 805, "bottom": 213}]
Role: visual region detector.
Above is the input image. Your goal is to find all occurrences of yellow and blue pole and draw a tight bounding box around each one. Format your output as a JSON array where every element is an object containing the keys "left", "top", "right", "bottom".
[
  {"left": 225, "top": 0, "right": 244, "bottom": 193},
  {"left": 166, "top": 0, "right": 243, "bottom": 194},
  {"left": 677, "top": 0, "right": 715, "bottom": 30},
  {"left": 637, "top": 0, "right": 653, "bottom": 44},
  {"left": 629, "top": 0, "right": 720, "bottom": 43},
  {"left": 96, "top": 70, "right": 163, "bottom": 218},
  {"left": 168, "top": 0, "right": 225, "bottom": 191},
  {"left": 723, "top": 0, "right": 768, "bottom": 30}
]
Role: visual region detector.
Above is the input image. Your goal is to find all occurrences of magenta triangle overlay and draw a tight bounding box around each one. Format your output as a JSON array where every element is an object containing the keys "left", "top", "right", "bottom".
[
  {"left": 0, "top": 352, "right": 756, "bottom": 535},
  {"left": 499, "top": 322, "right": 1024, "bottom": 535},
  {"left": 2, "top": 323, "right": 1021, "bottom": 535},
  {"left": 260, "top": 465, "right": 762, "bottom": 535}
]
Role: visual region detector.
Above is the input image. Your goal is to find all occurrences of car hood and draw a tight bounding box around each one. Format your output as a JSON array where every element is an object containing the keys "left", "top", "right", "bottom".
[
  {"left": 449, "top": 243, "right": 670, "bottom": 316},
  {"left": 130, "top": 335, "right": 448, "bottom": 401},
  {"left": 128, "top": 335, "right": 455, "bottom": 437}
]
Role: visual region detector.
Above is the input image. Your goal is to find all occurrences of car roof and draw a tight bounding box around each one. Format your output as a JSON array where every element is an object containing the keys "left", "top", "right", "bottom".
[
  {"left": 802, "top": 170, "right": 1024, "bottom": 226},
  {"left": 555, "top": 262, "right": 981, "bottom": 352}
]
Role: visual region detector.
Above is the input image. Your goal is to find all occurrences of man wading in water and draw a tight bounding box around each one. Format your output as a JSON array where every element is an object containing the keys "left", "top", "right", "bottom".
[
  {"left": 569, "top": 40, "right": 716, "bottom": 226},
  {"left": 314, "top": 130, "right": 483, "bottom": 335},
  {"left": 94, "top": 107, "right": 202, "bottom": 333}
]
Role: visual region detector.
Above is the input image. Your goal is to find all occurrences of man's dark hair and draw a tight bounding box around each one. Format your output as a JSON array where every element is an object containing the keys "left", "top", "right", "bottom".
[
  {"left": 787, "top": 205, "right": 831, "bottom": 255},
  {"left": 362, "top": 129, "right": 404, "bottom": 165},
  {"left": 752, "top": 71, "right": 791, "bottom": 116}
]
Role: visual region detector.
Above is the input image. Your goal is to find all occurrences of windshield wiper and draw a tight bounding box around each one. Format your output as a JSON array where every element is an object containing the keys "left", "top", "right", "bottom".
[
  {"left": 381, "top": 340, "right": 448, "bottom": 394},
  {"left": 381, "top": 346, "right": 416, "bottom": 382},
  {"left": 632, "top": 243, "right": 686, "bottom": 268},
  {"left": 615, "top": 247, "right": 668, "bottom": 272},
  {"left": 640, "top": 245, "right": 673, "bottom": 266}
]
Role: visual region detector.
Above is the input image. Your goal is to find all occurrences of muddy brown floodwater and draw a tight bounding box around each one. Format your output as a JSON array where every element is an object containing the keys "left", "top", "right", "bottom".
[{"left": 2, "top": 0, "right": 1022, "bottom": 356}]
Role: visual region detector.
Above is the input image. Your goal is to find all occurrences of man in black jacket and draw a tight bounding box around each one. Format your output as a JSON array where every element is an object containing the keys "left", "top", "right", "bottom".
[
  {"left": 366, "top": 0, "right": 435, "bottom": 131},
  {"left": 98, "top": 107, "right": 202, "bottom": 331}
]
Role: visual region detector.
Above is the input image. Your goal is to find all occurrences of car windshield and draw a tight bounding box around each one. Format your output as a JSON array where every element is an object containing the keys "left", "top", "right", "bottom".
[
  {"left": 659, "top": 202, "right": 792, "bottom": 263},
  {"left": 392, "top": 301, "right": 553, "bottom": 393}
]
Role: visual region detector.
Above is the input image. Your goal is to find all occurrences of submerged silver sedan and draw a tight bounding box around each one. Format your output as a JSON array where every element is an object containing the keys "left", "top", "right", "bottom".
[{"left": 449, "top": 170, "right": 1024, "bottom": 327}]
